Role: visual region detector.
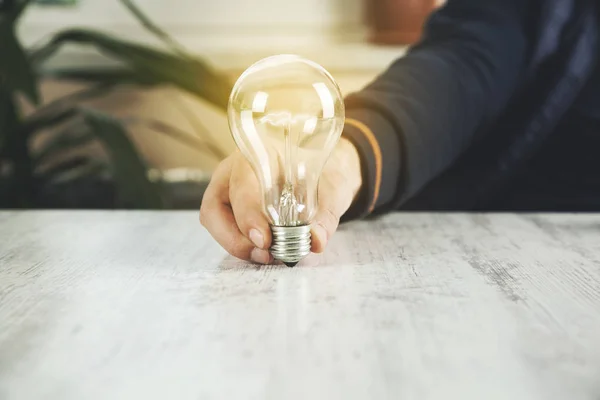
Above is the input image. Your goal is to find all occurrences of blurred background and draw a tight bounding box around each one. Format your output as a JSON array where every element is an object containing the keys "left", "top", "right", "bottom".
[{"left": 1, "top": 0, "right": 443, "bottom": 210}]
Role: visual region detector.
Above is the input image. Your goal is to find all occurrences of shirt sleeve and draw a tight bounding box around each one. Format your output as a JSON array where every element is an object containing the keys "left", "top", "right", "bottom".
[{"left": 341, "top": 0, "right": 533, "bottom": 220}]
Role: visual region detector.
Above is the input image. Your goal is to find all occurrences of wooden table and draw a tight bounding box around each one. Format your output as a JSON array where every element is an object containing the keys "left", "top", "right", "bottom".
[{"left": 1, "top": 211, "right": 599, "bottom": 400}]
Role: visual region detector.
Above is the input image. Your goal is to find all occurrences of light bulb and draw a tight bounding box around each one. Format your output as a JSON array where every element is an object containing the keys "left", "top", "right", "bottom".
[{"left": 228, "top": 55, "right": 345, "bottom": 266}]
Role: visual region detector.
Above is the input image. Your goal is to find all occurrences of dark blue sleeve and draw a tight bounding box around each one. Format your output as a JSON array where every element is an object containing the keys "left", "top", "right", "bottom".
[{"left": 342, "top": 0, "right": 533, "bottom": 219}]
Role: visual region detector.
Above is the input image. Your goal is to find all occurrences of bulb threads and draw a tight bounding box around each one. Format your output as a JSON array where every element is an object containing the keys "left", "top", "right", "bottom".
[{"left": 270, "top": 225, "right": 311, "bottom": 267}]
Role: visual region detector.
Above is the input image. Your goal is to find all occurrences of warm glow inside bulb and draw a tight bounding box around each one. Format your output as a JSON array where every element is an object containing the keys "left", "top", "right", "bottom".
[{"left": 228, "top": 55, "right": 345, "bottom": 228}]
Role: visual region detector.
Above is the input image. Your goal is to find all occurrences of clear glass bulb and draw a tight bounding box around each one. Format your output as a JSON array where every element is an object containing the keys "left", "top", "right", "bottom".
[{"left": 228, "top": 54, "right": 344, "bottom": 266}]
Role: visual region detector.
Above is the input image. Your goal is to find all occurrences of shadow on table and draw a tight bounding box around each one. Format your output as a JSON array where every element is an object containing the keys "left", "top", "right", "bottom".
[
  {"left": 217, "top": 248, "right": 357, "bottom": 271},
  {"left": 216, "top": 223, "right": 366, "bottom": 271},
  {"left": 218, "top": 256, "right": 322, "bottom": 271}
]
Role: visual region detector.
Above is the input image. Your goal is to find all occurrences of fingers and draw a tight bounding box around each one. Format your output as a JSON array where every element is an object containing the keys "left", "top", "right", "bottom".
[
  {"left": 203, "top": 201, "right": 271, "bottom": 263},
  {"left": 202, "top": 137, "right": 362, "bottom": 261},
  {"left": 311, "top": 169, "right": 355, "bottom": 253},
  {"left": 311, "top": 138, "right": 363, "bottom": 253},
  {"left": 200, "top": 156, "right": 272, "bottom": 264},
  {"left": 229, "top": 156, "right": 272, "bottom": 250}
]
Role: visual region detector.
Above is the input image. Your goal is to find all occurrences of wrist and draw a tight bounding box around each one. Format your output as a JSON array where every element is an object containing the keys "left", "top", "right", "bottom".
[{"left": 337, "top": 137, "right": 364, "bottom": 203}]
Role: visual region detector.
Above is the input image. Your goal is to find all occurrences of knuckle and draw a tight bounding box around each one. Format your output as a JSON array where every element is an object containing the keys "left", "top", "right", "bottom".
[
  {"left": 226, "top": 236, "right": 251, "bottom": 260},
  {"left": 234, "top": 214, "right": 253, "bottom": 234},
  {"left": 232, "top": 210, "right": 261, "bottom": 239},
  {"left": 230, "top": 184, "right": 244, "bottom": 203},
  {"left": 231, "top": 185, "right": 260, "bottom": 212},
  {"left": 233, "top": 164, "right": 257, "bottom": 187},
  {"left": 318, "top": 169, "right": 355, "bottom": 214},
  {"left": 199, "top": 205, "right": 208, "bottom": 226},
  {"left": 325, "top": 168, "right": 349, "bottom": 189},
  {"left": 321, "top": 207, "right": 340, "bottom": 231},
  {"left": 232, "top": 176, "right": 257, "bottom": 197},
  {"left": 319, "top": 171, "right": 351, "bottom": 203}
]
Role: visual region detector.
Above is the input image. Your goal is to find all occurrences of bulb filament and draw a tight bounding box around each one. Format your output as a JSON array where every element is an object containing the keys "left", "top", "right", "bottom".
[{"left": 279, "top": 124, "right": 299, "bottom": 226}]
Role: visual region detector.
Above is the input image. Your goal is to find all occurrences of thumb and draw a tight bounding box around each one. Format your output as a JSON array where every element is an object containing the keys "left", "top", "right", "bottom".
[{"left": 311, "top": 170, "right": 355, "bottom": 253}]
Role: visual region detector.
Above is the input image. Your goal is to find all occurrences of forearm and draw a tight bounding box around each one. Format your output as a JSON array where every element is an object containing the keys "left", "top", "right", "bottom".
[{"left": 342, "top": 0, "right": 533, "bottom": 219}]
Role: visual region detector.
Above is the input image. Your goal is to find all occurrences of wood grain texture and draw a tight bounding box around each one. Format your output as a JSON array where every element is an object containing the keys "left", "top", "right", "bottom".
[{"left": 0, "top": 211, "right": 599, "bottom": 400}]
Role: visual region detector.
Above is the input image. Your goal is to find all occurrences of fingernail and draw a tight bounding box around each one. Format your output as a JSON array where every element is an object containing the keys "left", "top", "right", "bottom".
[
  {"left": 249, "top": 229, "right": 265, "bottom": 249},
  {"left": 312, "top": 223, "right": 328, "bottom": 247},
  {"left": 251, "top": 248, "right": 271, "bottom": 264}
]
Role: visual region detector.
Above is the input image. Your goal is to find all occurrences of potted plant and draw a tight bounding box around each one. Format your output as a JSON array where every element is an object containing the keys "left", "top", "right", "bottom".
[
  {"left": 0, "top": 0, "right": 232, "bottom": 209},
  {"left": 365, "top": 0, "right": 438, "bottom": 45}
]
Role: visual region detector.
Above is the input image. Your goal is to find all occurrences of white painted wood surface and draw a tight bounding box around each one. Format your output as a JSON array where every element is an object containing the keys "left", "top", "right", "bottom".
[{"left": 0, "top": 211, "right": 599, "bottom": 400}]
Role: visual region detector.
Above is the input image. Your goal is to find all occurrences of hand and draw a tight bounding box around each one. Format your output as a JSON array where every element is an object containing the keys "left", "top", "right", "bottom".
[{"left": 199, "top": 137, "right": 363, "bottom": 264}]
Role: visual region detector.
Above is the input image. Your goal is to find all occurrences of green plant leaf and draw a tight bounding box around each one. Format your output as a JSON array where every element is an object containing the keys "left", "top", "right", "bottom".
[
  {"left": 20, "top": 107, "right": 79, "bottom": 140},
  {"left": 40, "top": 66, "right": 158, "bottom": 86},
  {"left": 118, "top": 0, "right": 188, "bottom": 57},
  {"left": 80, "top": 108, "right": 163, "bottom": 209},
  {"left": 41, "top": 156, "right": 109, "bottom": 185},
  {"left": 0, "top": 87, "right": 17, "bottom": 155},
  {"left": 0, "top": 87, "right": 20, "bottom": 206},
  {"left": 39, "top": 154, "right": 100, "bottom": 178},
  {"left": 123, "top": 116, "right": 226, "bottom": 160},
  {"left": 33, "top": 127, "right": 96, "bottom": 165},
  {"left": 1, "top": 0, "right": 39, "bottom": 104},
  {"left": 32, "top": 29, "right": 232, "bottom": 109},
  {"left": 0, "top": 25, "right": 40, "bottom": 104},
  {"left": 0, "top": 85, "right": 36, "bottom": 207},
  {"left": 0, "top": 175, "right": 10, "bottom": 206},
  {"left": 20, "top": 84, "right": 114, "bottom": 143},
  {"left": 0, "top": 0, "right": 34, "bottom": 24},
  {"left": 168, "top": 92, "right": 225, "bottom": 158}
]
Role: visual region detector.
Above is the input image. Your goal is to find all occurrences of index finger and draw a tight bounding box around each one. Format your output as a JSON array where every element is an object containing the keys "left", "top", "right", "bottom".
[{"left": 200, "top": 157, "right": 272, "bottom": 263}]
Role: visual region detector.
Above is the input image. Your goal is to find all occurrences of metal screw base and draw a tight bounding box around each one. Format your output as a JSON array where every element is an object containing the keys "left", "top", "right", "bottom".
[{"left": 270, "top": 225, "right": 311, "bottom": 267}]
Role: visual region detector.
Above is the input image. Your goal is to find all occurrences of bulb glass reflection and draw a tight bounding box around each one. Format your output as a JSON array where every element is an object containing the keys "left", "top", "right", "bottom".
[{"left": 228, "top": 55, "right": 344, "bottom": 229}]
